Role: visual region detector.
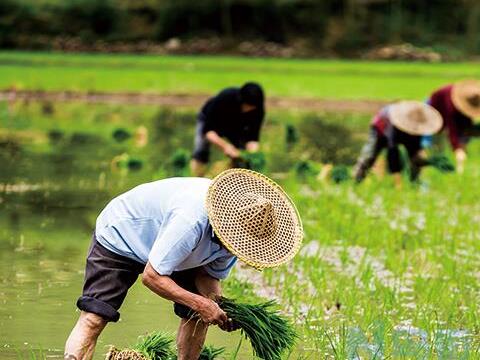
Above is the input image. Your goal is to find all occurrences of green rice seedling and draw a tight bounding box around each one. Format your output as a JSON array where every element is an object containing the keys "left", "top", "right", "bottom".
[
  {"left": 294, "top": 160, "right": 319, "bottom": 178},
  {"left": 198, "top": 345, "right": 225, "bottom": 360},
  {"left": 127, "top": 158, "right": 143, "bottom": 171},
  {"left": 217, "top": 297, "right": 297, "bottom": 360},
  {"left": 234, "top": 151, "right": 267, "bottom": 172},
  {"left": 105, "top": 332, "right": 224, "bottom": 360},
  {"left": 133, "top": 332, "right": 175, "bottom": 360},
  {"left": 168, "top": 148, "right": 190, "bottom": 176},
  {"left": 330, "top": 165, "right": 351, "bottom": 183},
  {"left": 285, "top": 124, "right": 298, "bottom": 146},
  {"left": 427, "top": 154, "right": 455, "bottom": 173},
  {"left": 112, "top": 128, "right": 132, "bottom": 143}
]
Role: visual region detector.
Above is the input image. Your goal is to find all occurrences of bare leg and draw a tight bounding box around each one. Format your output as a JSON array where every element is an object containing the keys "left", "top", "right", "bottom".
[
  {"left": 64, "top": 311, "right": 108, "bottom": 360},
  {"left": 392, "top": 172, "right": 403, "bottom": 189},
  {"left": 176, "top": 318, "right": 209, "bottom": 360},
  {"left": 190, "top": 159, "right": 207, "bottom": 177}
]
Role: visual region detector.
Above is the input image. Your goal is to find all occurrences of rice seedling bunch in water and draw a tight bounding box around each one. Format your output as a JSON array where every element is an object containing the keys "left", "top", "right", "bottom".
[
  {"left": 218, "top": 297, "right": 297, "bottom": 360},
  {"left": 105, "top": 332, "right": 224, "bottom": 360},
  {"left": 105, "top": 332, "right": 173, "bottom": 360},
  {"left": 106, "top": 346, "right": 148, "bottom": 360},
  {"left": 133, "top": 331, "right": 175, "bottom": 360}
]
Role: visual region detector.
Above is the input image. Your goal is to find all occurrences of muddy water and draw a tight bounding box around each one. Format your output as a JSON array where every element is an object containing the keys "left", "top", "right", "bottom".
[{"left": 0, "top": 145, "right": 247, "bottom": 359}]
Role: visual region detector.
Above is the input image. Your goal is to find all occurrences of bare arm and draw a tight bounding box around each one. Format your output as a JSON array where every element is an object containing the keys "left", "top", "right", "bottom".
[
  {"left": 142, "top": 262, "right": 227, "bottom": 325},
  {"left": 205, "top": 131, "right": 240, "bottom": 158}
]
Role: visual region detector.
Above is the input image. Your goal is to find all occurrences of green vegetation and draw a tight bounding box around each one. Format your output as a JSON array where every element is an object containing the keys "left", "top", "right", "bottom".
[
  {"left": 1, "top": 51, "right": 480, "bottom": 100},
  {"left": 2, "top": 59, "right": 480, "bottom": 359},
  {"left": 218, "top": 298, "right": 297, "bottom": 360},
  {"left": 2, "top": 0, "right": 480, "bottom": 56},
  {"left": 106, "top": 332, "right": 224, "bottom": 360},
  {"left": 0, "top": 97, "right": 480, "bottom": 359}
]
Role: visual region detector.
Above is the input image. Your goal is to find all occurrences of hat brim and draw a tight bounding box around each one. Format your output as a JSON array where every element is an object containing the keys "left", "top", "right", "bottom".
[
  {"left": 389, "top": 101, "right": 443, "bottom": 136},
  {"left": 206, "top": 169, "right": 303, "bottom": 270},
  {"left": 452, "top": 80, "right": 480, "bottom": 120}
]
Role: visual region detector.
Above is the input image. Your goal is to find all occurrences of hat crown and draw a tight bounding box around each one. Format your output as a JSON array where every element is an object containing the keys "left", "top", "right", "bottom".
[
  {"left": 238, "top": 193, "right": 277, "bottom": 239},
  {"left": 408, "top": 107, "right": 426, "bottom": 124},
  {"left": 467, "top": 94, "right": 480, "bottom": 108}
]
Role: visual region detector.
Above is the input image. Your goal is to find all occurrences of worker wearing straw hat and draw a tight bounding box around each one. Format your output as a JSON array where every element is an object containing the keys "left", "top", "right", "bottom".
[
  {"left": 427, "top": 80, "right": 480, "bottom": 173},
  {"left": 190, "top": 82, "right": 265, "bottom": 177},
  {"left": 64, "top": 169, "right": 303, "bottom": 360},
  {"left": 354, "top": 101, "right": 443, "bottom": 187}
]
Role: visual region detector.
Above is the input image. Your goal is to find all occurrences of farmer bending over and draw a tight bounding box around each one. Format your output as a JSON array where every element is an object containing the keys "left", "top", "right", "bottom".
[
  {"left": 354, "top": 101, "right": 442, "bottom": 187},
  {"left": 64, "top": 169, "right": 302, "bottom": 360},
  {"left": 427, "top": 80, "right": 480, "bottom": 173},
  {"left": 190, "top": 82, "right": 265, "bottom": 176}
]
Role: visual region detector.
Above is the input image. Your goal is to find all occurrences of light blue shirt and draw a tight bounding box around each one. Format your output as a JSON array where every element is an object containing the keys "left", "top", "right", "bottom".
[{"left": 95, "top": 177, "right": 237, "bottom": 279}]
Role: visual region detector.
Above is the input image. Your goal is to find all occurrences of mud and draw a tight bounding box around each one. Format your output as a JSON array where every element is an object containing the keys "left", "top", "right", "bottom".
[{"left": 0, "top": 90, "right": 387, "bottom": 114}]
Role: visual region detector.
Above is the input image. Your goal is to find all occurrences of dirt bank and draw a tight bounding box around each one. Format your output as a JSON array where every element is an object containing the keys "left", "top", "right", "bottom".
[{"left": 0, "top": 90, "right": 388, "bottom": 114}]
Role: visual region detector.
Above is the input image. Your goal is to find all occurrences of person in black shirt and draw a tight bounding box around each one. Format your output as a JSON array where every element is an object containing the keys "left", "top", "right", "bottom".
[{"left": 191, "top": 82, "right": 265, "bottom": 176}]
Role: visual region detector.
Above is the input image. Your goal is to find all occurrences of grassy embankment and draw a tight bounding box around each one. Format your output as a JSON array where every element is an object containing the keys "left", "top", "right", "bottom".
[{"left": 1, "top": 51, "right": 480, "bottom": 100}]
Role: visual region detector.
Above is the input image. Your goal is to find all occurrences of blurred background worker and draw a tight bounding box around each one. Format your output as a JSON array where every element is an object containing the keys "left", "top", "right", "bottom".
[
  {"left": 190, "top": 82, "right": 265, "bottom": 177},
  {"left": 354, "top": 101, "right": 443, "bottom": 188},
  {"left": 427, "top": 80, "right": 480, "bottom": 173}
]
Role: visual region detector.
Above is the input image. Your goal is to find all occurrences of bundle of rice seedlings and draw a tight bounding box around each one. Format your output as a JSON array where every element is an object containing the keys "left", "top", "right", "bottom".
[
  {"left": 105, "top": 332, "right": 224, "bottom": 360},
  {"left": 106, "top": 346, "right": 147, "bottom": 360},
  {"left": 105, "top": 332, "right": 173, "bottom": 360},
  {"left": 233, "top": 151, "right": 266, "bottom": 171},
  {"left": 330, "top": 165, "right": 351, "bottom": 183},
  {"left": 217, "top": 297, "right": 297, "bottom": 360},
  {"left": 134, "top": 332, "right": 175, "bottom": 360},
  {"left": 428, "top": 154, "right": 455, "bottom": 173}
]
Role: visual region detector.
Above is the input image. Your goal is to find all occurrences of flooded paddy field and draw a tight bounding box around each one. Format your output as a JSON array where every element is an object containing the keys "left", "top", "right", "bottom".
[{"left": 2, "top": 97, "right": 480, "bottom": 359}]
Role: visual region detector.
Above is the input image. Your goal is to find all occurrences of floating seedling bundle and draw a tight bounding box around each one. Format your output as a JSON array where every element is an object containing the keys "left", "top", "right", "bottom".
[
  {"left": 217, "top": 297, "right": 297, "bottom": 360},
  {"left": 105, "top": 332, "right": 224, "bottom": 360}
]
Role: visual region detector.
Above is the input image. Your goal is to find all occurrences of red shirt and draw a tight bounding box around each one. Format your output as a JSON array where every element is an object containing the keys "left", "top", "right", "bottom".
[
  {"left": 429, "top": 84, "right": 473, "bottom": 150},
  {"left": 371, "top": 107, "right": 389, "bottom": 135}
]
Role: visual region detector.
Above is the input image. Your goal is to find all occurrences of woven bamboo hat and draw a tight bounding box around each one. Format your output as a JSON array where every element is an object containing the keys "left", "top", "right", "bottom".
[
  {"left": 388, "top": 100, "right": 443, "bottom": 136},
  {"left": 206, "top": 169, "right": 303, "bottom": 270},
  {"left": 452, "top": 80, "right": 480, "bottom": 120}
]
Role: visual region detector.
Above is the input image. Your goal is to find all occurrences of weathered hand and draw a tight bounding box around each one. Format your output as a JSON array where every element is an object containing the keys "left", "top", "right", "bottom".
[
  {"left": 218, "top": 317, "right": 241, "bottom": 332},
  {"left": 197, "top": 298, "right": 228, "bottom": 327}
]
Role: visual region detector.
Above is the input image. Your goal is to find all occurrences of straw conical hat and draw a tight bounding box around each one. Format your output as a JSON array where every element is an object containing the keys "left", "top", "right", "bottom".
[
  {"left": 452, "top": 80, "right": 480, "bottom": 120},
  {"left": 206, "top": 169, "right": 303, "bottom": 270},
  {"left": 388, "top": 101, "right": 443, "bottom": 136}
]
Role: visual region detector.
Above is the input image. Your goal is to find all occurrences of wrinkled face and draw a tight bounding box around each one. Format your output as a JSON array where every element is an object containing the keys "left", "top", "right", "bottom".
[{"left": 241, "top": 103, "right": 257, "bottom": 113}]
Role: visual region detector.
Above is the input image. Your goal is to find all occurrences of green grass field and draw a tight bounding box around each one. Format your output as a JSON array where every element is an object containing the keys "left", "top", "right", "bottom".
[{"left": 2, "top": 51, "right": 480, "bottom": 100}]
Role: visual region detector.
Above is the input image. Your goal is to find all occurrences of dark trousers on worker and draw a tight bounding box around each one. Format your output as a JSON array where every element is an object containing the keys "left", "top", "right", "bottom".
[{"left": 354, "top": 127, "right": 426, "bottom": 182}]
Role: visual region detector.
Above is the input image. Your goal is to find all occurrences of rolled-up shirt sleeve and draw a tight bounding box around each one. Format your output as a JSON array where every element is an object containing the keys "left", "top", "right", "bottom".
[
  {"left": 204, "top": 255, "right": 237, "bottom": 280},
  {"left": 148, "top": 213, "right": 202, "bottom": 276}
]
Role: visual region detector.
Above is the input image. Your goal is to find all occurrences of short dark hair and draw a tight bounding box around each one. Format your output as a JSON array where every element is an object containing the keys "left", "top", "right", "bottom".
[{"left": 240, "top": 82, "right": 264, "bottom": 107}]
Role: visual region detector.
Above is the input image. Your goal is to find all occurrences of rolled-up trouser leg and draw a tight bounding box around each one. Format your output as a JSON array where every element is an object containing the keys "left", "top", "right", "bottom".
[{"left": 386, "top": 146, "right": 402, "bottom": 174}]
